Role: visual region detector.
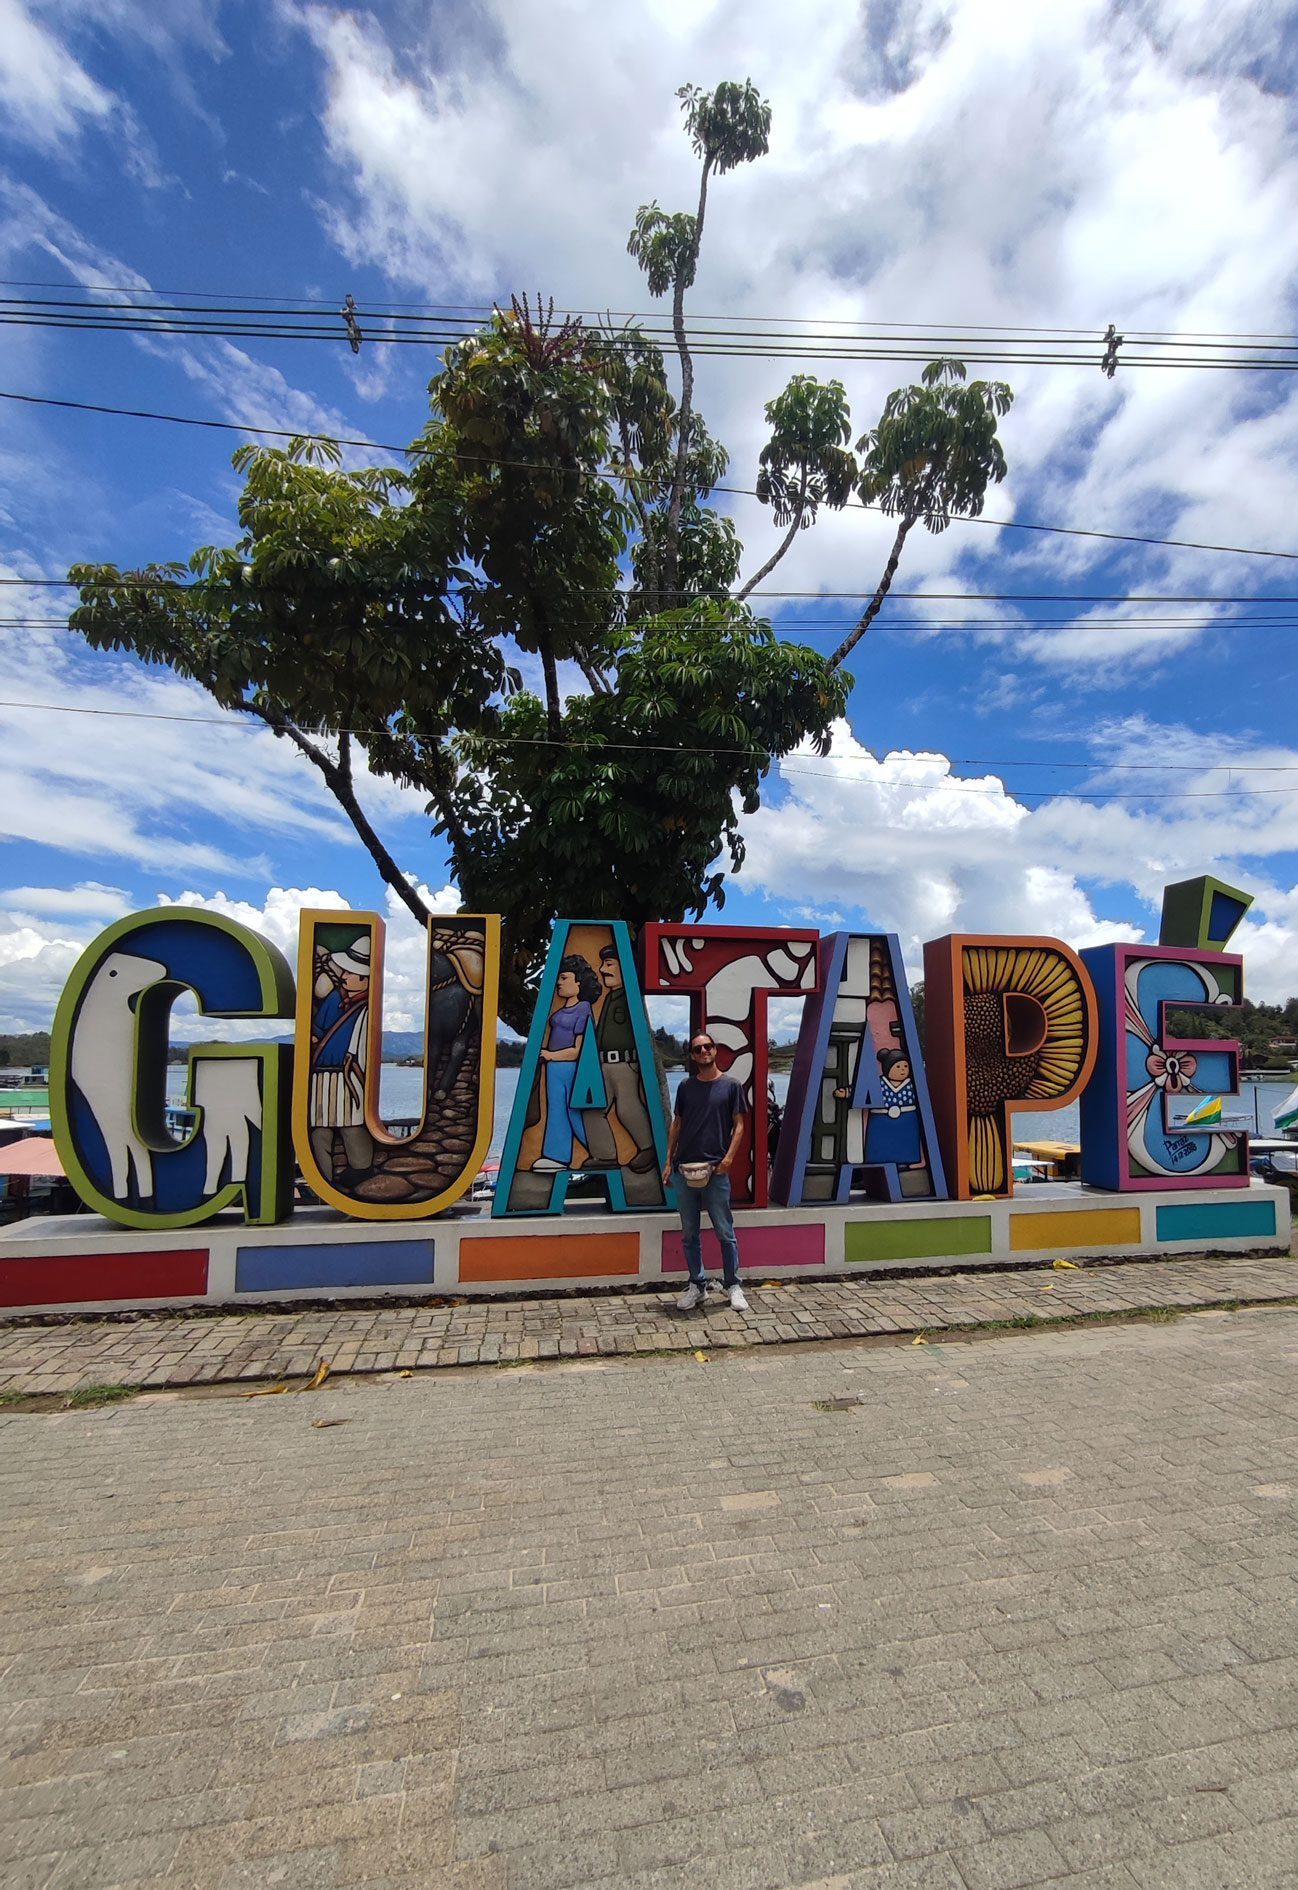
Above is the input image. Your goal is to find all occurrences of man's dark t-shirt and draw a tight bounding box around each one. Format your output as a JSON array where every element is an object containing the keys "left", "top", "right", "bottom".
[{"left": 674, "top": 1075, "right": 746, "bottom": 1165}]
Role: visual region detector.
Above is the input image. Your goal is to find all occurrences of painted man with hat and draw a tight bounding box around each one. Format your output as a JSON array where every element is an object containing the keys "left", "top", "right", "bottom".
[{"left": 309, "top": 934, "right": 374, "bottom": 1186}]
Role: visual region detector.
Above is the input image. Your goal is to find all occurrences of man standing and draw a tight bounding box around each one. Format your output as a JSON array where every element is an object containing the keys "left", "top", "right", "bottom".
[
  {"left": 663, "top": 1032, "right": 748, "bottom": 1312},
  {"left": 581, "top": 944, "right": 659, "bottom": 1175}
]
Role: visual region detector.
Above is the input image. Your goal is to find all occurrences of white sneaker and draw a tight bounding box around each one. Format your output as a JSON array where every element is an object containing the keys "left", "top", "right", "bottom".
[
  {"left": 728, "top": 1285, "right": 749, "bottom": 1311},
  {"left": 676, "top": 1283, "right": 705, "bottom": 1311}
]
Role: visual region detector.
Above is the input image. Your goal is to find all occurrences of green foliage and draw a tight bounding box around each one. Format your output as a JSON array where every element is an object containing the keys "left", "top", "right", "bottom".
[
  {"left": 0, "top": 1032, "right": 51, "bottom": 1066},
  {"left": 627, "top": 204, "right": 700, "bottom": 299},
  {"left": 757, "top": 375, "right": 857, "bottom": 528},
  {"left": 451, "top": 602, "right": 847, "bottom": 1009},
  {"left": 677, "top": 79, "right": 772, "bottom": 173},
  {"left": 71, "top": 435, "right": 508, "bottom": 761},
  {"left": 1166, "top": 998, "right": 1298, "bottom": 1065},
  {"left": 858, "top": 358, "right": 1013, "bottom": 533}
]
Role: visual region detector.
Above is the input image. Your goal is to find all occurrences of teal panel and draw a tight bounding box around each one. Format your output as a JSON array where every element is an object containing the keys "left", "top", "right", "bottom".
[{"left": 1155, "top": 1200, "right": 1277, "bottom": 1243}]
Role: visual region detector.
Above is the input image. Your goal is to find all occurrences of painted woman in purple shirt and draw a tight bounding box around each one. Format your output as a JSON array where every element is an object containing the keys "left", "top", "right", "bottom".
[{"left": 532, "top": 954, "right": 602, "bottom": 1172}]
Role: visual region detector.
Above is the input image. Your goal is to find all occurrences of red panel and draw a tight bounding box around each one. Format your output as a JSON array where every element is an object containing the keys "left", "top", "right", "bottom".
[
  {"left": 661, "top": 1222, "right": 825, "bottom": 1273},
  {"left": 640, "top": 923, "right": 821, "bottom": 1207},
  {"left": 0, "top": 1248, "right": 209, "bottom": 1309}
]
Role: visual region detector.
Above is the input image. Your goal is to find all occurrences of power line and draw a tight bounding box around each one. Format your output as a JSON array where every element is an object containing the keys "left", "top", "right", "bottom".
[
  {"left": 4, "top": 297, "right": 1298, "bottom": 371},
  {"left": 7, "top": 615, "right": 1298, "bottom": 639},
  {"left": 6, "top": 570, "right": 1297, "bottom": 604},
  {"left": 2, "top": 695, "right": 1297, "bottom": 801},
  {"left": 3, "top": 279, "right": 1296, "bottom": 345},
  {"left": 4, "top": 389, "right": 1295, "bottom": 566}
]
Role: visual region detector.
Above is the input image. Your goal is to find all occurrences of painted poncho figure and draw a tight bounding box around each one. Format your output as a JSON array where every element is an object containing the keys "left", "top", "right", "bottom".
[{"left": 309, "top": 935, "right": 373, "bottom": 1186}]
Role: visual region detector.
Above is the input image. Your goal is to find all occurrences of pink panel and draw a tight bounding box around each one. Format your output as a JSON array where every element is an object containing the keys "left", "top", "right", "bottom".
[{"left": 660, "top": 1222, "right": 825, "bottom": 1273}]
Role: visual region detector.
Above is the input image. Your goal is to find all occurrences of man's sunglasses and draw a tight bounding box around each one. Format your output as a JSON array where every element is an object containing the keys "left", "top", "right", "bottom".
[{"left": 689, "top": 1041, "right": 716, "bottom": 1053}]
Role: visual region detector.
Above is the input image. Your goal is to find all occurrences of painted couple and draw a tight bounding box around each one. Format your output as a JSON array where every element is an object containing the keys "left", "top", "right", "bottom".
[{"left": 531, "top": 947, "right": 658, "bottom": 1176}]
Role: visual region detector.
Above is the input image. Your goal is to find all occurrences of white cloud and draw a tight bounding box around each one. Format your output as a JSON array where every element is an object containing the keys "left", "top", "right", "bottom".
[
  {"left": 0, "top": 876, "right": 465, "bottom": 1037},
  {"left": 0, "top": 882, "right": 130, "bottom": 920},
  {"left": 0, "top": 0, "right": 114, "bottom": 151},
  {"left": 738, "top": 718, "right": 1298, "bottom": 1000}
]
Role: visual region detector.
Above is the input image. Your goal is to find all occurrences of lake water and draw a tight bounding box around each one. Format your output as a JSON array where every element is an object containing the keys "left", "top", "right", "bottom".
[{"left": 171, "top": 1063, "right": 1294, "bottom": 1160}]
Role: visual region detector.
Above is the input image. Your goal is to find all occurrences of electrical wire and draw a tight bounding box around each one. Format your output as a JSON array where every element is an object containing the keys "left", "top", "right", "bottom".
[
  {"left": 1, "top": 695, "right": 1297, "bottom": 801},
  {"left": 4, "top": 389, "right": 1294, "bottom": 567},
  {"left": 3, "top": 279, "right": 1297, "bottom": 345},
  {"left": 3, "top": 296, "right": 1298, "bottom": 370}
]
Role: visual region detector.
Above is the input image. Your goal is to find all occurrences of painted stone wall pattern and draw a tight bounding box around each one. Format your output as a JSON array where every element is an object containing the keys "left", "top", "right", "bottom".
[
  {"left": 772, "top": 931, "right": 946, "bottom": 1206},
  {"left": 51, "top": 909, "right": 295, "bottom": 1230},
  {"left": 292, "top": 910, "right": 499, "bottom": 1219},
  {"left": 1079, "top": 943, "right": 1248, "bottom": 1191},
  {"left": 494, "top": 920, "right": 668, "bottom": 1217},
  {"left": 639, "top": 923, "right": 820, "bottom": 1207},
  {"left": 924, "top": 936, "right": 1098, "bottom": 1200}
]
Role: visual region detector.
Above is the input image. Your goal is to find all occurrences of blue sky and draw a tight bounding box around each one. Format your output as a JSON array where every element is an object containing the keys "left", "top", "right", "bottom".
[{"left": 2, "top": 0, "right": 1298, "bottom": 1035}]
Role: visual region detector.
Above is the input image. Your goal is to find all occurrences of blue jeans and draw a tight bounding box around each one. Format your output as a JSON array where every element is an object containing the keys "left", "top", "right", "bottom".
[
  {"left": 672, "top": 1170, "right": 740, "bottom": 1288},
  {"left": 541, "top": 1060, "right": 585, "bottom": 1164}
]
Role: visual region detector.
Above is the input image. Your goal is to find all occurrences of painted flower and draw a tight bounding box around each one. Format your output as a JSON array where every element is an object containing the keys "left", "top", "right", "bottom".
[{"left": 1145, "top": 1046, "right": 1198, "bottom": 1092}]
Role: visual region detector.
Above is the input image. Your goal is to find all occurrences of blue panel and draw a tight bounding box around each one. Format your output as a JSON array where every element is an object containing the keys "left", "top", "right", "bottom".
[
  {"left": 1208, "top": 890, "right": 1247, "bottom": 946},
  {"left": 1155, "top": 1200, "right": 1276, "bottom": 1243},
  {"left": 236, "top": 1239, "right": 434, "bottom": 1292}
]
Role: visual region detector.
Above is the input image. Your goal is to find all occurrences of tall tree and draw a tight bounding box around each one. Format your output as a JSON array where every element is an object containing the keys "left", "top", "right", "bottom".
[
  {"left": 828, "top": 359, "right": 1013, "bottom": 671},
  {"left": 67, "top": 82, "right": 1013, "bottom": 1029}
]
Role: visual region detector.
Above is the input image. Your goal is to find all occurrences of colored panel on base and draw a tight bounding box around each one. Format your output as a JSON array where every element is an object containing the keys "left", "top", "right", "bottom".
[
  {"left": 660, "top": 1223, "right": 825, "bottom": 1274},
  {"left": 235, "top": 1240, "right": 434, "bottom": 1293},
  {"left": 1009, "top": 1207, "right": 1140, "bottom": 1251},
  {"left": 460, "top": 1232, "right": 640, "bottom": 1282},
  {"left": 844, "top": 1217, "right": 992, "bottom": 1262},
  {"left": 0, "top": 1248, "right": 208, "bottom": 1309},
  {"left": 1155, "top": 1200, "right": 1277, "bottom": 1243}
]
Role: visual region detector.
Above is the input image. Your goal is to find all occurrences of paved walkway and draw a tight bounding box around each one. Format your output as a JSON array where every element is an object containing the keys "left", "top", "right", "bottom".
[
  {"left": 2, "top": 1307, "right": 1298, "bottom": 1888},
  {"left": 0, "top": 1254, "right": 1295, "bottom": 1397}
]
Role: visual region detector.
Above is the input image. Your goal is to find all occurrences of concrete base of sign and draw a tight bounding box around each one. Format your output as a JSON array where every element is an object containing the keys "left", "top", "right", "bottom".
[{"left": 0, "top": 1181, "right": 1289, "bottom": 1316}]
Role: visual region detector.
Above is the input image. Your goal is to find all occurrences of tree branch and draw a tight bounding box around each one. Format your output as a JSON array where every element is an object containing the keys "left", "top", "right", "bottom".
[
  {"left": 826, "top": 515, "right": 914, "bottom": 672},
  {"left": 242, "top": 700, "right": 431, "bottom": 928},
  {"left": 576, "top": 653, "right": 612, "bottom": 695},
  {"left": 735, "top": 469, "right": 808, "bottom": 603}
]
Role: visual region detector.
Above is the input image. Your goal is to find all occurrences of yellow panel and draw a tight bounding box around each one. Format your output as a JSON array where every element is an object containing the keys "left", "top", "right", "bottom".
[{"left": 1009, "top": 1206, "right": 1141, "bottom": 1251}]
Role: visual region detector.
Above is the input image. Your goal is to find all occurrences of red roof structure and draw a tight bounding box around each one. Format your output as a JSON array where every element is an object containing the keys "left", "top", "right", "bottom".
[{"left": 0, "top": 1138, "right": 65, "bottom": 1178}]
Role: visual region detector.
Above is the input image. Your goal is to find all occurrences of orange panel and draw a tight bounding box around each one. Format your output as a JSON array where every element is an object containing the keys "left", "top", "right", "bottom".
[{"left": 459, "top": 1232, "right": 640, "bottom": 1282}]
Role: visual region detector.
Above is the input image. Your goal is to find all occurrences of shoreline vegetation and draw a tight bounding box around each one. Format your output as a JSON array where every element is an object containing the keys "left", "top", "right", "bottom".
[{"left": 8, "top": 990, "right": 1298, "bottom": 1078}]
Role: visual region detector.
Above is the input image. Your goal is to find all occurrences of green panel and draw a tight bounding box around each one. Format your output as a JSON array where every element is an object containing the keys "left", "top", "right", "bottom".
[
  {"left": 845, "top": 1215, "right": 993, "bottom": 1262},
  {"left": 1155, "top": 1199, "right": 1277, "bottom": 1243},
  {"left": 1159, "top": 874, "right": 1253, "bottom": 950}
]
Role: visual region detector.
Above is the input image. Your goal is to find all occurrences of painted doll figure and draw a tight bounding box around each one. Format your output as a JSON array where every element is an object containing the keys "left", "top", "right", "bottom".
[
  {"left": 863, "top": 1047, "right": 921, "bottom": 1166},
  {"left": 309, "top": 936, "right": 374, "bottom": 1185},
  {"left": 531, "top": 954, "right": 601, "bottom": 1173}
]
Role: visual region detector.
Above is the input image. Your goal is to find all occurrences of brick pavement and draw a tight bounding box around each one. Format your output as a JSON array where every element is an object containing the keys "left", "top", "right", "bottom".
[
  {"left": 2, "top": 1306, "right": 1298, "bottom": 1887},
  {"left": 0, "top": 1253, "right": 1295, "bottom": 1398}
]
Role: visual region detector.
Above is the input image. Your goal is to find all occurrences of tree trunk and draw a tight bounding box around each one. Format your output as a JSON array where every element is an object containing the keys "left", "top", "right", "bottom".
[
  {"left": 539, "top": 641, "right": 562, "bottom": 740},
  {"left": 661, "top": 156, "right": 712, "bottom": 606},
  {"left": 827, "top": 516, "right": 914, "bottom": 671},
  {"left": 245, "top": 705, "right": 432, "bottom": 929},
  {"left": 735, "top": 472, "right": 808, "bottom": 603}
]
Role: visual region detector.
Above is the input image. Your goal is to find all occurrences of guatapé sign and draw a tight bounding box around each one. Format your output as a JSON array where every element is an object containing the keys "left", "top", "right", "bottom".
[{"left": 48, "top": 876, "right": 1255, "bottom": 1232}]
